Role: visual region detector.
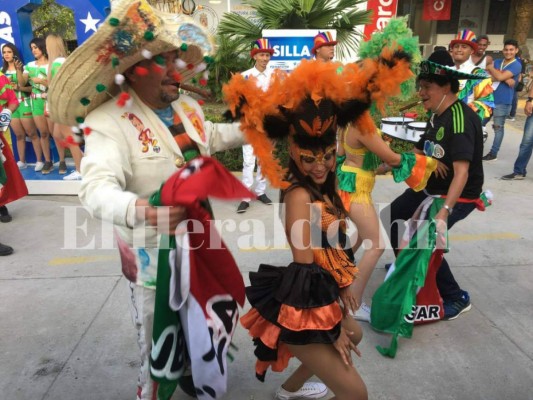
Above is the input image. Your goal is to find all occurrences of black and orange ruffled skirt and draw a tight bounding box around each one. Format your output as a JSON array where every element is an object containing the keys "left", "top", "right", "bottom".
[{"left": 240, "top": 262, "right": 342, "bottom": 381}]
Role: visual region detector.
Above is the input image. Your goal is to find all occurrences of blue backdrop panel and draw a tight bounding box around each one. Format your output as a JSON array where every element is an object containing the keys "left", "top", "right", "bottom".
[{"left": 0, "top": 0, "right": 110, "bottom": 63}]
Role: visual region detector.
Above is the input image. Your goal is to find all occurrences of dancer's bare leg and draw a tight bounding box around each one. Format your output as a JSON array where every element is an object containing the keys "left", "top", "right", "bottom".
[{"left": 348, "top": 203, "right": 384, "bottom": 307}]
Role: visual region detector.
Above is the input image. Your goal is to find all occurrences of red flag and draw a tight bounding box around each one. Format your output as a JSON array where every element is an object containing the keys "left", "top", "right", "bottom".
[
  {"left": 151, "top": 157, "right": 254, "bottom": 398},
  {"left": 423, "top": 0, "right": 451, "bottom": 21},
  {"left": 363, "top": 0, "right": 399, "bottom": 40},
  {"left": 0, "top": 133, "right": 28, "bottom": 205}
]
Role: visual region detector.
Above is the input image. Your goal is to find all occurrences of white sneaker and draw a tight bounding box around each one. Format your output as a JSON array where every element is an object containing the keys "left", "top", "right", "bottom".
[
  {"left": 351, "top": 302, "right": 371, "bottom": 322},
  {"left": 275, "top": 382, "right": 327, "bottom": 400},
  {"left": 34, "top": 161, "right": 44, "bottom": 172},
  {"left": 17, "top": 161, "right": 27, "bottom": 169},
  {"left": 63, "top": 170, "right": 82, "bottom": 181}
]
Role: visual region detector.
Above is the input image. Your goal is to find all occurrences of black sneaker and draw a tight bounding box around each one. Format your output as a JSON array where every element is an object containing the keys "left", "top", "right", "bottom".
[
  {"left": 257, "top": 194, "right": 273, "bottom": 205},
  {"left": 501, "top": 172, "right": 525, "bottom": 180},
  {"left": 443, "top": 290, "right": 472, "bottom": 320},
  {"left": 237, "top": 201, "right": 250, "bottom": 213},
  {"left": 58, "top": 161, "right": 67, "bottom": 175},
  {"left": 41, "top": 161, "right": 54, "bottom": 174},
  {"left": 482, "top": 153, "right": 497, "bottom": 161},
  {"left": 0, "top": 242, "right": 14, "bottom": 256}
]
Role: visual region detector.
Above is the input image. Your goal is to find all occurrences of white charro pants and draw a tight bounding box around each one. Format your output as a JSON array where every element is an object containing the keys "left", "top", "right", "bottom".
[
  {"left": 129, "top": 282, "right": 186, "bottom": 400},
  {"left": 241, "top": 144, "right": 266, "bottom": 201}
]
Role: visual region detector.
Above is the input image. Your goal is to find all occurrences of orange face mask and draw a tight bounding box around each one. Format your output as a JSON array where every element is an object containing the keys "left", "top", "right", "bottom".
[{"left": 290, "top": 140, "right": 336, "bottom": 175}]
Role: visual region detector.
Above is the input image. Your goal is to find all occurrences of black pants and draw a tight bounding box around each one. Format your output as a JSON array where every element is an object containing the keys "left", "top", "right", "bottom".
[{"left": 380, "top": 189, "right": 476, "bottom": 302}]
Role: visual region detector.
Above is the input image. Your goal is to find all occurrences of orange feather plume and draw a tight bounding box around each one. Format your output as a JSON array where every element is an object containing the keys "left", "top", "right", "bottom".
[{"left": 222, "top": 45, "right": 414, "bottom": 188}]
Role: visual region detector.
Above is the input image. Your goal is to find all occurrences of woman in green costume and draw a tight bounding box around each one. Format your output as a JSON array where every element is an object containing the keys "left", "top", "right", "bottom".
[
  {"left": 338, "top": 18, "right": 435, "bottom": 322},
  {"left": 18, "top": 38, "right": 53, "bottom": 173},
  {"left": 1, "top": 43, "right": 43, "bottom": 170}
]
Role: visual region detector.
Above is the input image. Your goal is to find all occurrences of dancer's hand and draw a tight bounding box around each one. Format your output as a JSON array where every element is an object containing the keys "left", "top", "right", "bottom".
[
  {"left": 339, "top": 284, "right": 358, "bottom": 317},
  {"left": 434, "top": 208, "right": 448, "bottom": 235},
  {"left": 434, "top": 161, "right": 449, "bottom": 179},
  {"left": 376, "top": 163, "right": 391, "bottom": 175},
  {"left": 334, "top": 328, "right": 361, "bottom": 366}
]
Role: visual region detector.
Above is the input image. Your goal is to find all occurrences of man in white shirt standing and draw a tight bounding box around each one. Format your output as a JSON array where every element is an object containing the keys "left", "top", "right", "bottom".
[{"left": 237, "top": 38, "right": 274, "bottom": 213}]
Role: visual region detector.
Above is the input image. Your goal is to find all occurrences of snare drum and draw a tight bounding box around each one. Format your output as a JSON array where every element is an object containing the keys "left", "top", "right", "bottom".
[
  {"left": 406, "top": 122, "right": 427, "bottom": 143},
  {"left": 380, "top": 117, "right": 414, "bottom": 141}
]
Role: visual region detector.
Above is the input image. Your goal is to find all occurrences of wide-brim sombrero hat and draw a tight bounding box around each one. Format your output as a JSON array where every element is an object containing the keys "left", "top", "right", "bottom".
[
  {"left": 419, "top": 60, "right": 488, "bottom": 80},
  {"left": 48, "top": 0, "right": 215, "bottom": 127},
  {"left": 418, "top": 48, "right": 488, "bottom": 81}
]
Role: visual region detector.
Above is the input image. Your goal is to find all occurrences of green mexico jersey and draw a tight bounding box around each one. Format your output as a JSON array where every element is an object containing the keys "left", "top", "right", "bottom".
[
  {"left": 5, "top": 69, "right": 30, "bottom": 100},
  {"left": 24, "top": 61, "right": 48, "bottom": 94}
]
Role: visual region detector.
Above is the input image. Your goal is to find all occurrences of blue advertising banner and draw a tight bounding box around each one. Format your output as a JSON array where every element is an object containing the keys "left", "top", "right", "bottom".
[
  {"left": 0, "top": 0, "right": 110, "bottom": 63},
  {"left": 263, "top": 29, "right": 336, "bottom": 71}
]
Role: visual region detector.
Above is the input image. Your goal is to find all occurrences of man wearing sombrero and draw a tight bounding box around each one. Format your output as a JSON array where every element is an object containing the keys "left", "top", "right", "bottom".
[
  {"left": 311, "top": 31, "right": 337, "bottom": 62},
  {"left": 449, "top": 29, "right": 494, "bottom": 122},
  {"left": 236, "top": 38, "right": 274, "bottom": 214},
  {"left": 48, "top": 1, "right": 247, "bottom": 399},
  {"left": 381, "top": 50, "right": 487, "bottom": 321}
]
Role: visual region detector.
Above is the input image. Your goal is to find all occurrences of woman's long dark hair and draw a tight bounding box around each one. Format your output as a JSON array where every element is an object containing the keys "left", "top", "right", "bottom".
[
  {"left": 29, "top": 37, "right": 47, "bottom": 60},
  {"left": 1, "top": 43, "right": 23, "bottom": 74},
  {"left": 280, "top": 156, "right": 347, "bottom": 219}
]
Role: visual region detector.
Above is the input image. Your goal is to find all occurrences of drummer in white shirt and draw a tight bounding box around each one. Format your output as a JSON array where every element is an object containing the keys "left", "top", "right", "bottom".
[{"left": 236, "top": 39, "right": 275, "bottom": 213}]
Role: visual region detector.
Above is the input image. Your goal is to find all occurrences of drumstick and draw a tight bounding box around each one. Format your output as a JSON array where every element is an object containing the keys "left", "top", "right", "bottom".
[{"left": 398, "top": 100, "right": 423, "bottom": 112}]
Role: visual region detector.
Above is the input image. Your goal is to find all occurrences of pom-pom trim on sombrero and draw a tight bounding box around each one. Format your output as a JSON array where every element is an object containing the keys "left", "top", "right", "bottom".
[{"left": 47, "top": 0, "right": 215, "bottom": 127}]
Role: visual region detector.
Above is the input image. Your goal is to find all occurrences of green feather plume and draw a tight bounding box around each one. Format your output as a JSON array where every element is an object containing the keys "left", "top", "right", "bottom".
[{"left": 359, "top": 16, "right": 421, "bottom": 101}]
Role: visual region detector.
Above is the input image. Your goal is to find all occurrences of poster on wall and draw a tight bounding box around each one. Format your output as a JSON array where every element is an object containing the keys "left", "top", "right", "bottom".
[
  {"left": 230, "top": 4, "right": 261, "bottom": 26},
  {"left": 422, "top": 0, "right": 452, "bottom": 21},
  {"left": 263, "top": 29, "right": 336, "bottom": 71},
  {"left": 192, "top": 5, "right": 219, "bottom": 35},
  {"left": 457, "top": 0, "right": 483, "bottom": 32}
]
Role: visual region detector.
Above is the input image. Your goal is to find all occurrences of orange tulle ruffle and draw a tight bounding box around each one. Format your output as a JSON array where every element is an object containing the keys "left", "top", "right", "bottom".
[
  {"left": 278, "top": 303, "right": 342, "bottom": 331},
  {"left": 241, "top": 308, "right": 281, "bottom": 350}
]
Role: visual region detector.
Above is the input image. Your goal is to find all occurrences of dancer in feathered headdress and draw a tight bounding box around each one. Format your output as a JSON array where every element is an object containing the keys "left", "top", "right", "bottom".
[
  {"left": 223, "top": 38, "right": 437, "bottom": 397},
  {"left": 336, "top": 18, "right": 437, "bottom": 322}
]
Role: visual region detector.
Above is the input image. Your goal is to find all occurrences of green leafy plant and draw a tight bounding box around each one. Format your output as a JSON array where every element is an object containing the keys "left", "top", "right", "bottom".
[
  {"left": 207, "top": 34, "right": 252, "bottom": 102},
  {"left": 217, "top": 0, "right": 372, "bottom": 60},
  {"left": 31, "top": 0, "right": 76, "bottom": 40}
]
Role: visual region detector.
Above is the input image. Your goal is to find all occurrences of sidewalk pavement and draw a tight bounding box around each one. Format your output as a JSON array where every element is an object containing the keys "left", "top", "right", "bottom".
[{"left": 1, "top": 117, "right": 532, "bottom": 400}]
